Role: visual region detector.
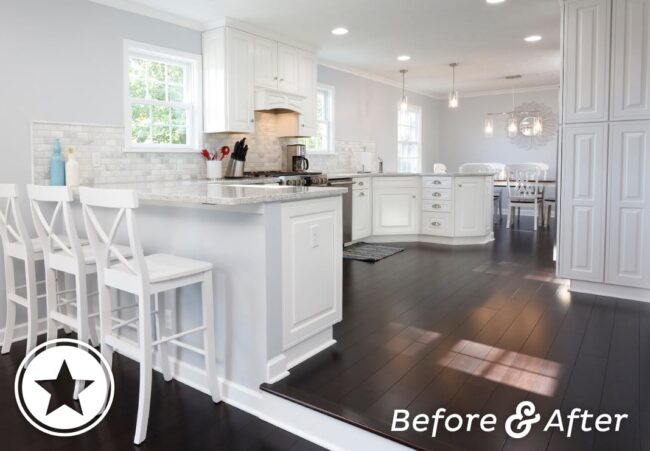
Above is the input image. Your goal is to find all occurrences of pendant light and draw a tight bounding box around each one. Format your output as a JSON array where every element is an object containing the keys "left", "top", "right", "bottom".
[
  {"left": 400, "top": 69, "right": 408, "bottom": 111},
  {"left": 484, "top": 118, "right": 494, "bottom": 137},
  {"left": 448, "top": 63, "right": 459, "bottom": 109},
  {"left": 506, "top": 74, "right": 520, "bottom": 137}
]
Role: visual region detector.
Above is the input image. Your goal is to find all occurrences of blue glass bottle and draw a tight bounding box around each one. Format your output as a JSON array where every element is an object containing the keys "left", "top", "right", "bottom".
[{"left": 50, "top": 139, "right": 65, "bottom": 186}]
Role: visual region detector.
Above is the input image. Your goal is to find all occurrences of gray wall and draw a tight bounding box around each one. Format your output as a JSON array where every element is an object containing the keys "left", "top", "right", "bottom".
[
  {"left": 0, "top": 0, "right": 201, "bottom": 326},
  {"left": 437, "top": 88, "right": 560, "bottom": 176},
  {"left": 317, "top": 65, "right": 441, "bottom": 173}
]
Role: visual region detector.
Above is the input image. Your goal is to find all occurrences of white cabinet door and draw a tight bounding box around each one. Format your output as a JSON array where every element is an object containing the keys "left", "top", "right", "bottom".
[
  {"left": 454, "top": 177, "right": 486, "bottom": 237},
  {"left": 563, "top": 0, "right": 611, "bottom": 123},
  {"left": 606, "top": 121, "right": 650, "bottom": 288},
  {"left": 281, "top": 198, "right": 342, "bottom": 349},
  {"left": 558, "top": 123, "right": 608, "bottom": 282},
  {"left": 373, "top": 187, "right": 418, "bottom": 235},
  {"left": 277, "top": 44, "right": 299, "bottom": 94},
  {"left": 611, "top": 0, "right": 650, "bottom": 120},
  {"left": 352, "top": 189, "right": 372, "bottom": 240},
  {"left": 297, "top": 50, "right": 317, "bottom": 137},
  {"left": 226, "top": 28, "right": 255, "bottom": 133},
  {"left": 254, "top": 36, "right": 278, "bottom": 90}
]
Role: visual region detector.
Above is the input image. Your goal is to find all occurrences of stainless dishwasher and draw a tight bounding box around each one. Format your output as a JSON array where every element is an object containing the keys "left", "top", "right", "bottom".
[{"left": 327, "top": 178, "right": 354, "bottom": 244}]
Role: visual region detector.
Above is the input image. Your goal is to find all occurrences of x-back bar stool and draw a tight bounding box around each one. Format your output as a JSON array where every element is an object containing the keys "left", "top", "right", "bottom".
[{"left": 79, "top": 187, "right": 219, "bottom": 444}]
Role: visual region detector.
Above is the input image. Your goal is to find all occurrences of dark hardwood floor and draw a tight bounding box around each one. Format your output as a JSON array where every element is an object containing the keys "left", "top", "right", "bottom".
[
  {"left": 264, "top": 218, "right": 649, "bottom": 450},
  {"left": 0, "top": 337, "right": 322, "bottom": 450}
]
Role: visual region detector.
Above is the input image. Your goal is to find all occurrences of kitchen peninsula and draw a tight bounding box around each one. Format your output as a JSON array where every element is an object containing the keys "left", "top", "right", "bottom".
[{"left": 74, "top": 180, "right": 346, "bottom": 401}]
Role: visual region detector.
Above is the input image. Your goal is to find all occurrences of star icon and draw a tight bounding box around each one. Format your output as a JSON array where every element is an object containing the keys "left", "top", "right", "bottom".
[{"left": 35, "top": 359, "right": 95, "bottom": 416}]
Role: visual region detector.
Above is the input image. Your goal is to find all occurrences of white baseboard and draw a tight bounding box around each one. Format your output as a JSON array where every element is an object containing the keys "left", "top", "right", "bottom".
[
  {"left": 570, "top": 280, "right": 650, "bottom": 303},
  {"left": 366, "top": 233, "right": 494, "bottom": 246}
]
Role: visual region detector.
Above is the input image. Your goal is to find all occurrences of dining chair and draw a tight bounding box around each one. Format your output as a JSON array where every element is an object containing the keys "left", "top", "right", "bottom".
[
  {"left": 79, "top": 187, "right": 220, "bottom": 444},
  {"left": 433, "top": 163, "right": 447, "bottom": 174},
  {"left": 505, "top": 164, "right": 543, "bottom": 231}
]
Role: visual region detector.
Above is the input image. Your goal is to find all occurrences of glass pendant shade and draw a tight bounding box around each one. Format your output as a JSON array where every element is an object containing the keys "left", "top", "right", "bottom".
[
  {"left": 448, "top": 91, "right": 459, "bottom": 109},
  {"left": 507, "top": 115, "right": 518, "bottom": 137},
  {"left": 400, "top": 95, "right": 408, "bottom": 111},
  {"left": 484, "top": 118, "right": 494, "bottom": 137}
]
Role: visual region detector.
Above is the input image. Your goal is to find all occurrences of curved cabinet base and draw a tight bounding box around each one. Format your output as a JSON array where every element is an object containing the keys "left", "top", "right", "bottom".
[{"left": 365, "top": 233, "right": 494, "bottom": 246}]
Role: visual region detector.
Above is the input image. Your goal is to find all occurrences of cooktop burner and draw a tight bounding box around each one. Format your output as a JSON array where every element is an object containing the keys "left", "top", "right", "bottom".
[{"left": 243, "top": 171, "right": 323, "bottom": 178}]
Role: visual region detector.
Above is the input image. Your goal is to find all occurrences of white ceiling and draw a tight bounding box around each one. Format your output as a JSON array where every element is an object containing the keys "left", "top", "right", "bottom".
[{"left": 91, "top": 0, "right": 562, "bottom": 96}]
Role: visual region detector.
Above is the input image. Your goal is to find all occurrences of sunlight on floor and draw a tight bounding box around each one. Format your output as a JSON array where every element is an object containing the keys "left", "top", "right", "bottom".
[{"left": 439, "top": 339, "right": 562, "bottom": 397}]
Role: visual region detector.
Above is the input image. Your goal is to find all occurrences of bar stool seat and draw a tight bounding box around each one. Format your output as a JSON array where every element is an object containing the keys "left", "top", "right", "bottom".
[
  {"left": 50, "top": 242, "right": 131, "bottom": 266},
  {"left": 107, "top": 253, "right": 212, "bottom": 286}
]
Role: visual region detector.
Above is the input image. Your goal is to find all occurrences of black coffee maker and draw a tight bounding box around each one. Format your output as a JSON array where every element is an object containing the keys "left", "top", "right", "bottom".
[{"left": 286, "top": 144, "right": 309, "bottom": 172}]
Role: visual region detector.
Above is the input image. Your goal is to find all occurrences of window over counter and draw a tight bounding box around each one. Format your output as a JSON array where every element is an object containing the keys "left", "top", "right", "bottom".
[
  {"left": 307, "top": 84, "right": 335, "bottom": 153},
  {"left": 123, "top": 40, "right": 202, "bottom": 152},
  {"left": 397, "top": 104, "right": 422, "bottom": 173}
]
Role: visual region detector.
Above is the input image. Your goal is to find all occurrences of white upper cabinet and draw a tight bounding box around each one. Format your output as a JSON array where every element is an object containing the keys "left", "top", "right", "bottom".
[
  {"left": 203, "top": 28, "right": 255, "bottom": 133},
  {"left": 277, "top": 44, "right": 300, "bottom": 94},
  {"left": 563, "top": 0, "right": 611, "bottom": 123},
  {"left": 297, "top": 50, "right": 317, "bottom": 136},
  {"left": 606, "top": 121, "right": 650, "bottom": 288},
  {"left": 559, "top": 123, "right": 608, "bottom": 282},
  {"left": 610, "top": 0, "right": 650, "bottom": 120},
  {"left": 454, "top": 177, "right": 487, "bottom": 237},
  {"left": 253, "top": 36, "right": 278, "bottom": 90}
]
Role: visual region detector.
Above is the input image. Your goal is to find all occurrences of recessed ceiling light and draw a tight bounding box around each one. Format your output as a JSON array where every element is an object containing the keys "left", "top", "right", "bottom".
[
  {"left": 486, "top": 0, "right": 506, "bottom": 3},
  {"left": 524, "top": 35, "right": 542, "bottom": 42},
  {"left": 331, "top": 27, "right": 349, "bottom": 36},
  {"left": 397, "top": 55, "right": 411, "bottom": 61}
]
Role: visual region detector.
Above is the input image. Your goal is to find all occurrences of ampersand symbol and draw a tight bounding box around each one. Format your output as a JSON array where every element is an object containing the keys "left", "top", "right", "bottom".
[{"left": 505, "top": 401, "right": 541, "bottom": 439}]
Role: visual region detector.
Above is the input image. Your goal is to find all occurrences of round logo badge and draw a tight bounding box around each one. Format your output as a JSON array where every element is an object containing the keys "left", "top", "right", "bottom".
[{"left": 14, "top": 338, "right": 114, "bottom": 436}]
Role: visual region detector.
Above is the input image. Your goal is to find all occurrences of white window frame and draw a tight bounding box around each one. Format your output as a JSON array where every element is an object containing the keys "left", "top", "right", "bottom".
[
  {"left": 307, "top": 84, "right": 336, "bottom": 154},
  {"left": 123, "top": 40, "right": 202, "bottom": 153},
  {"left": 397, "top": 103, "right": 422, "bottom": 173}
]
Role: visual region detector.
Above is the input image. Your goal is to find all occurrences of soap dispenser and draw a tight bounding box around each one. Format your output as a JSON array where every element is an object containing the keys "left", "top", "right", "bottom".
[
  {"left": 66, "top": 147, "right": 80, "bottom": 187},
  {"left": 50, "top": 139, "right": 65, "bottom": 186}
]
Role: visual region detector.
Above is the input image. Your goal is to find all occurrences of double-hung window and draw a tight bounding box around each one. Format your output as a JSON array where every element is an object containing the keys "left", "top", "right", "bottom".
[
  {"left": 124, "top": 41, "right": 202, "bottom": 152},
  {"left": 307, "top": 84, "right": 335, "bottom": 153},
  {"left": 397, "top": 104, "right": 422, "bottom": 173}
]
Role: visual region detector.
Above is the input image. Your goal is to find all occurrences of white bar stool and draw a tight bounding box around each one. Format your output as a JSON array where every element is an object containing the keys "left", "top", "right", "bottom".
[
  {"left": 0, "top": 184, "right": 45, "bottom": 354},
  {"left": 79, "top": 187, "right": 220, "bottom": 445}
]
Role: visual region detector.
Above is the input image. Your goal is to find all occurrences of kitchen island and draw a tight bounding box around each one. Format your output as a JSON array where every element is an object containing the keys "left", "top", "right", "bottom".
[{"left": 72, "top": 180, "right": 346, "bottom": 408}]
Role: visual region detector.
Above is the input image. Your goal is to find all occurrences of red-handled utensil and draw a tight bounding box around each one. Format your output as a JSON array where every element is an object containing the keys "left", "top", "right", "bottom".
[
  {"left": 220, "top": 146, "right": 230, "bottom": 161},
  {"left": 201, "top": 148, "right": 212, "bottom": 160}
]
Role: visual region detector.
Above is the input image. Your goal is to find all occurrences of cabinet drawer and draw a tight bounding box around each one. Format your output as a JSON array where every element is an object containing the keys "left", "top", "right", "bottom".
[
  {"left": 422, "top": 200, "right": 452, "bottom": 212},
  {"left": 423, "top": 177, "right": 451, "bottom": 188},
  {"left": 373, "top": 176, "right": 419, "bottom": 189},
  {"left": 422, "top": 188, "right": 452, "bottom": 201},
  {"left": 422, "top": 212, "right": 453, "bottom": 236},
  {"left": 353, "top": 178, "right": 370, "bottom": 190}
]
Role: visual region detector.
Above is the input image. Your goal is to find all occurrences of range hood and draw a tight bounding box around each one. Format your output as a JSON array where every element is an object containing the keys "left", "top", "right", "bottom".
[{"left": 254, "top": 88, "right": 306, "bottom": 114}]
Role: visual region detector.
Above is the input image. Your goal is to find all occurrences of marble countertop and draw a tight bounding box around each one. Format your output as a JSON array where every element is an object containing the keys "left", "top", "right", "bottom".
[
  {"left": 325, "top": 171, "right": 495, "bottom": 179},
  {"left": 83, "top": 180, "right": 347, "bottom": 206}
]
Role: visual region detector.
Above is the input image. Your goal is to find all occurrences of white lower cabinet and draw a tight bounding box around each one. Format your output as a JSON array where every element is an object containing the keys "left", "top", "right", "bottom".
[
  {"left": 372, "top": 177, "right": 419, "bottom": 235},
  {"left": 605, "top": 121, "right": 650, "bottom": 288},
  {"left": 352, "top": 184, "right": 372, "bottom": 241},
  {"left": 559, "top": 123, "right": 608, "bottom": 282},
  {"left": 454, "top": 177, "right": 487, "bottom": 237}
]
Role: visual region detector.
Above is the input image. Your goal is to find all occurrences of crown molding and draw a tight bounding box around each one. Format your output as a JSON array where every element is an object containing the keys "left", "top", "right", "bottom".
[
  {"left": 450, "top": 84, "right": 560, "bottom": 99},
  {"left": 207, "top": 18, "right": 318, "bottom": 53},
  {"left": 87, "top": 0, "right": 207, "bottom": 30},
  {"left": 317, "top": 61, "right": 439, "bottom": 99}
]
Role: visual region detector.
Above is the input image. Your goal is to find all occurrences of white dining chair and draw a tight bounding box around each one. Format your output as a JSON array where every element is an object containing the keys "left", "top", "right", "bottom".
[
  {"left": 505, "top": 164, "right": 543, "bottom": 231},
  {"left": 79, "top": 187, "right": 220, "bottom": 445},
  {"left": 433, "top": 163, "right": 447, "bottom": 174}
]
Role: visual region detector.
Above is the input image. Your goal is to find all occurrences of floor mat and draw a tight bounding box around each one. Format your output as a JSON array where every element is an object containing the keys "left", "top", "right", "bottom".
[{"left": 343, "top": 243, "right": 404, "bottom": 262}]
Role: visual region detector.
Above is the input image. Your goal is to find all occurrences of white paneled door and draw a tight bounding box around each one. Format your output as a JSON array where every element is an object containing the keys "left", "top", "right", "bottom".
[
  {"left": 606, "top": 121, "right": 650, "bottom": 288},
  {"left": 559, "top": 123, "right": 608, "bottom": 281},
  {"left": 372, "top": 188, "right": 419, "bottom": 235},
  {"left": 226, "top": 29, "right": 255, "bottom": 132},
  {"left": 277, "top": 44, "right": 299, "bottom": 94},
  {"left": 610, "top": 0, "right": 650, "bottom": 120},
  {"left": 563, "top": 0, "right": 611, "bottom": 123},
  {"left": 454, "top": 177, "right": 486, "bottom": 237}
]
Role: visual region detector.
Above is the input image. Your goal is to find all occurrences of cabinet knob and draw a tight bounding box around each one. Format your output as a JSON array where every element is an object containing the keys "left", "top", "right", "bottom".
[
  {"left": 412, "top": 195, "right": 416, "bottom": 199},
  {"left": 359, "top": 182, "right": 364, "bottom": 186},
  {"left": 458, "top": 184, "right": 462, "bottom": 188},
  {"left": 280, "top": 78, "right": 285, "bottom": 82},
  {"left": 301, "top": 124, "right": 305, "bottom": 127},
  {"left": 274, "top": 76, "right": 278, "bottom": 80},
  {"left": 359, "top": 192, "right": 365, "bottom": 197},
  {"left": 250, "top": 119, "right": 255, "bottom": 123}
]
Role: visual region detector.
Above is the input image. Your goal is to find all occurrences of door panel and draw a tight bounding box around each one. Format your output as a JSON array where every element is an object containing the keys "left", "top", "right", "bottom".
[
  {"left": 454, "top": 177, "right": 485, "bottom": 237},
  {"left": 277, "top": 44, "right": 299, "bottom": 94},
  {"left": 254, "top": 37, "right": 278, "bottom": 90}
]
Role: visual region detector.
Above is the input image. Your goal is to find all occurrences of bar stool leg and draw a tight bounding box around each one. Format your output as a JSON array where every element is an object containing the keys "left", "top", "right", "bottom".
[
  {"left": 201, "top": 272, "right": 220, "bottom": 403},
  {"left": 134, "top": 289, "right": 153, "bottom": 445},
  {"left": 154, "top": 293, "right": 172, "bottom": 382},
  {"left": 73, "top": 273, "right": 89, "bottom": 400},
  {"left": 60, "top": 274, "right": 72, "bottom": 335},
  {"left": 2, "top": 256, "right": 16, "bottom": 354},
  {"left": 25, "top": 261, "right": 38, "bottom": 353},
  {"left": 45, "top": 267, "right": 58, "bottom": 342},
  {"left": 98, "top": 280, "right": 114, "bottom": 367}
]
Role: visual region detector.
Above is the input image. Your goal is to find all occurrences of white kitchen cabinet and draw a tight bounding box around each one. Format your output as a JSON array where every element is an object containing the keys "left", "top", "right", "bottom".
[
  {"left": 454, "top": 177, "right": 486, "bottom": 237},
  {"left": 281, "top": 197, "right": 342, "bottom": 349},
  {"left": 563, "top": 0, "right": 611, "bottom": 123},
  {"left": 254, "top": 36, "right": 278, "bottom": 90},
  {"left": 558, "top": 123, "right": 608, "bottom": 282},
  {"left": 610, "top": 0, "right": 650, "bottom": 120},
  {"left": 297, "top": 50, "right": 317, "bottom": 137},
  {"left": 372, "top": 177, "right": 419, "bottom": 235},
  {"left": 352, "top": 186, "right": 372, "bottom": 241},
  {"left": 203, "top": 27, "right": 255, "bottom": 133},
  {"left": 277, "top": 44, "right": 299, "bottom": 94},
  {"left": 605, "top": 121, "right": 650, "bottom": 288}
]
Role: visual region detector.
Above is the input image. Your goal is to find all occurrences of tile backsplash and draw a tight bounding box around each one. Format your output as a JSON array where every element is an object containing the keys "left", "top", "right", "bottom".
[{"left": 31, "top": 115, "right": 378, "bottom": 185}]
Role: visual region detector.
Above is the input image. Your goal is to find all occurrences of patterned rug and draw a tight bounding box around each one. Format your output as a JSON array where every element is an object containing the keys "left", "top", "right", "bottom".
[{"left": 343, "top": 243, "right": 405, "bottom": 262}]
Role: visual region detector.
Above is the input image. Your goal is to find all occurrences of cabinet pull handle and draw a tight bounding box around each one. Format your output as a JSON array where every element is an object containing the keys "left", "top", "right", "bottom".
[
  {"left": 359, "top": 182, "right": 364, "bottom": 186},
  {"left": 432, "top": 221, "right": 441, "bottom": 227},
  {"left": 433, "top": 180, "right": 442, "bottom": 185},
  {"left": 433, "top": 192, "right": 441, "bottom": 197},
  {"left": 280, "top": 78, "right": 285, "bottom": 82},
  {"left": 433, "top": 204, "right": 441, "bottom": 209}
]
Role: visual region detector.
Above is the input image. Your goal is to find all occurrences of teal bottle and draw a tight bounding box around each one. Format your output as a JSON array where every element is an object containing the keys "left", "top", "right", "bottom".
[{"left": 50, "top": 139, "right": 65, "bottom": 186}]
